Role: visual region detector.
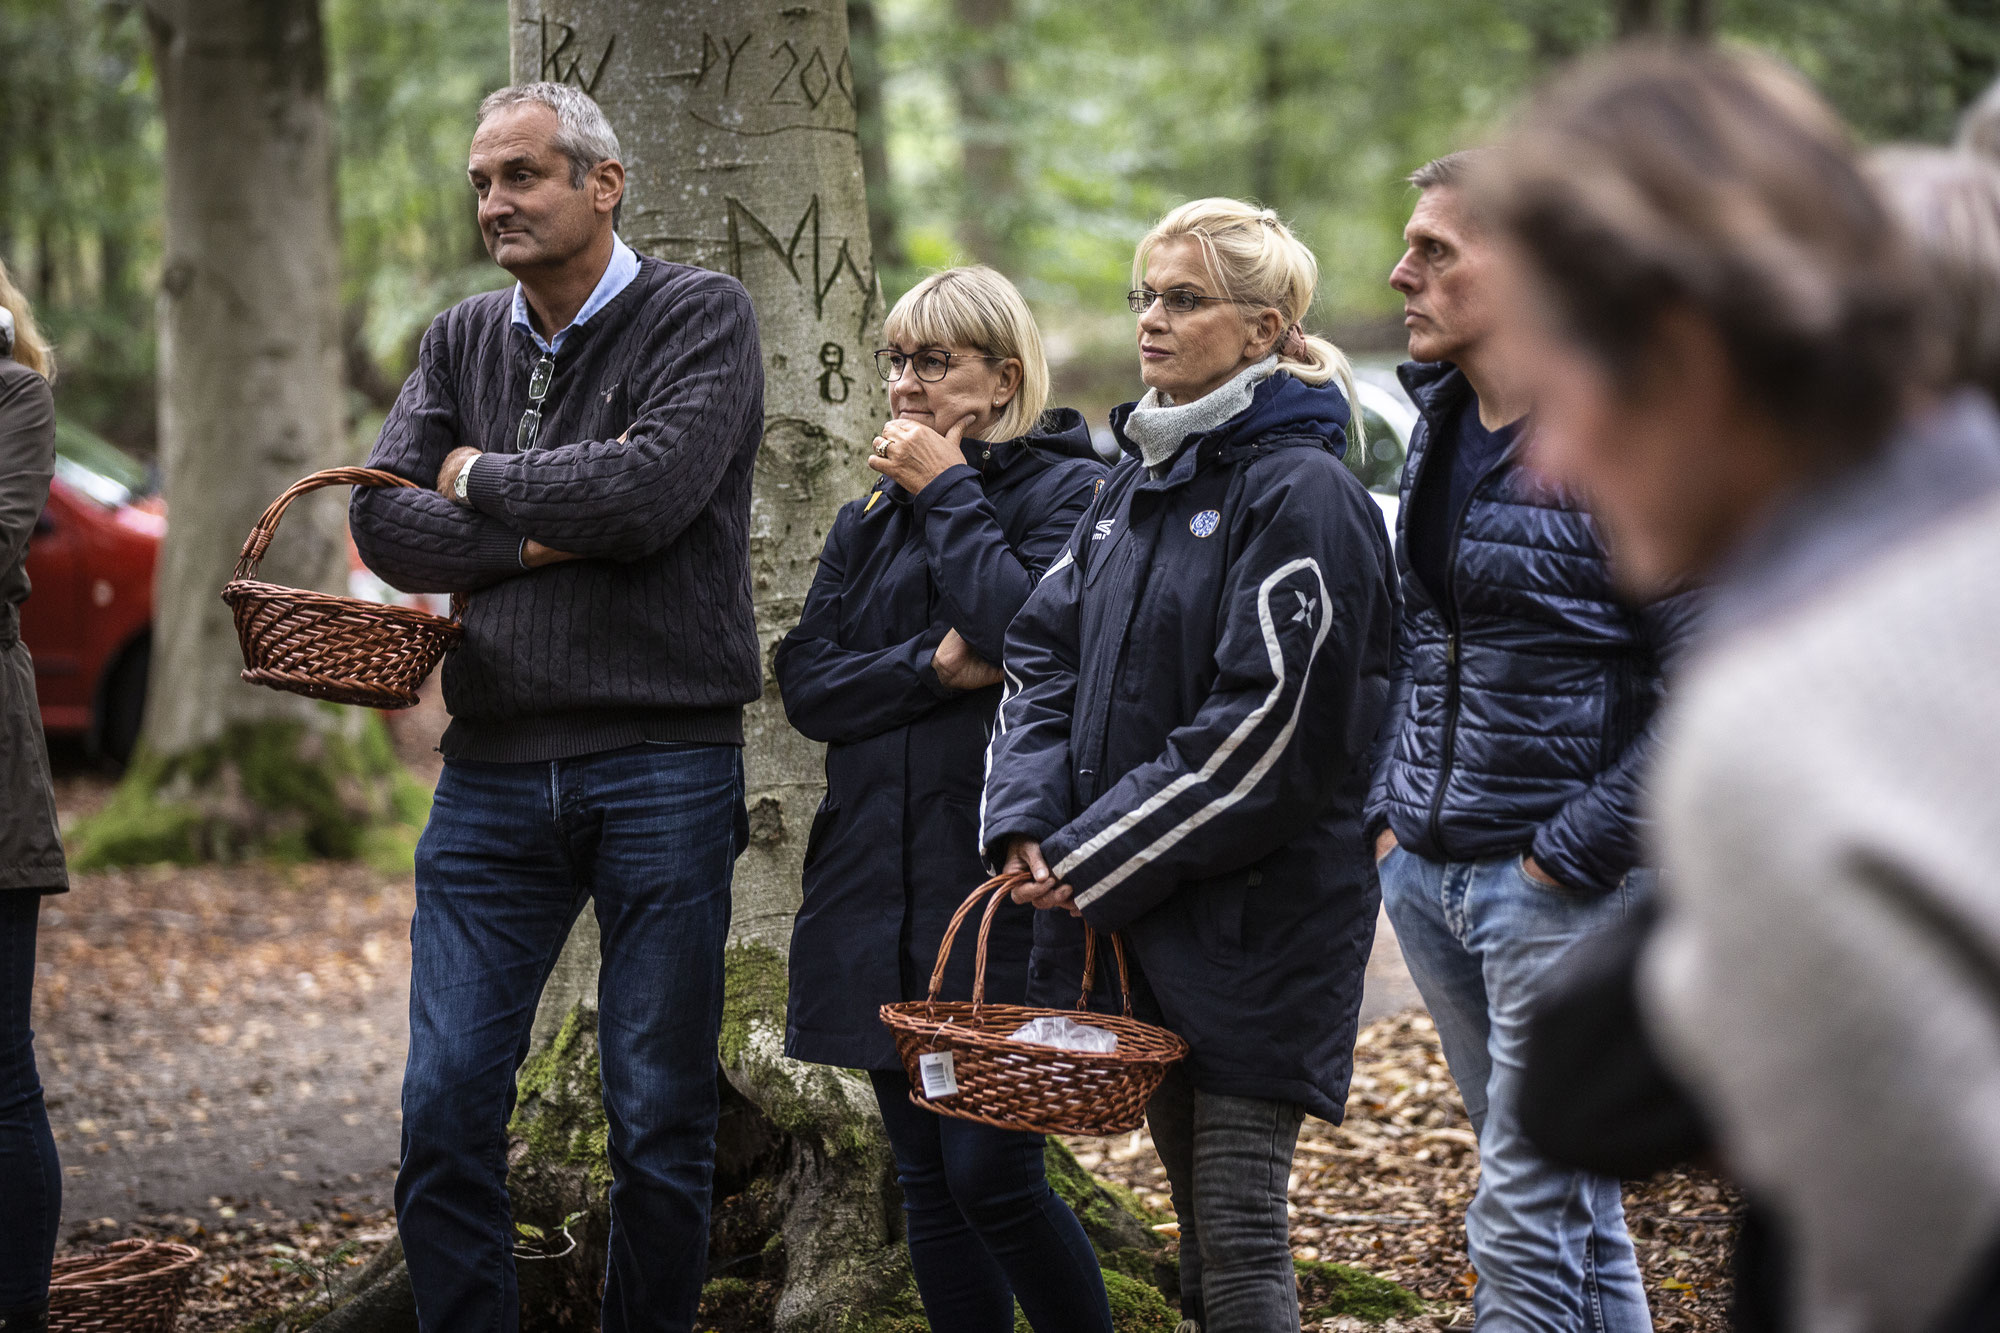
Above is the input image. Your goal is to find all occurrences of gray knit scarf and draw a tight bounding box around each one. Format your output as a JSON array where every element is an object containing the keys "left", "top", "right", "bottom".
[{"left": 1123, "top": 355, "right": 1280, "bottom": 475}]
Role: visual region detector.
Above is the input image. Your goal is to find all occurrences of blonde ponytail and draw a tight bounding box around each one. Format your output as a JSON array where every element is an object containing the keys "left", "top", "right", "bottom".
[
  {"left": 0, "top": 259, "right": 54, "bottom": 382},
  {"left": 1134, "top": 198, "right": 1362, "bottom": 453}
]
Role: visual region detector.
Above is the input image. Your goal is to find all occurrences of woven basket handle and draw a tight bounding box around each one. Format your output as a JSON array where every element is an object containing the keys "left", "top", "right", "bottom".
[
  {"left": 1078, "top": 923, "right": 1136, "bottom": 1019},
  {"left": 925, "top": 874, "right": 1134, "bottom": 1019},
  {"left": 926, "top": 876, "right": 1019, "bottom": 1011},
  {"left": 232, "top": 466, "right": 463, "bottom": 620}
]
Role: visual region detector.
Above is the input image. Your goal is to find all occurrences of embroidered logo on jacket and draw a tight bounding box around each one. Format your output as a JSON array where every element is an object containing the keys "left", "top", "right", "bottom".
[
  {"left": 1092, "top": 518, "right": 1116, "bottom": 541},
  {"left": 1189, "top": 509, "right": 1221, "bottom": 538}
]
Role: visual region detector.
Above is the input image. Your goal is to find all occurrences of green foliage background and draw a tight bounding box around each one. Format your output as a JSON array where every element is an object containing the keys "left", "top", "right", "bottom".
[{"left": 3, "top": 0, "right": 1996, "bottom": 446}]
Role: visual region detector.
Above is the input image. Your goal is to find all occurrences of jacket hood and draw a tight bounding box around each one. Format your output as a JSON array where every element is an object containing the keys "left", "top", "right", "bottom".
[
  {"left": 1010, "top": 406, "right": 1099, "bottom": 461},
  {"left": 1108, "top": 371, "right": 1351, "bottom": 467},
  {"left": 962, "top": 406, "right": 1099, "bottom": 477}
]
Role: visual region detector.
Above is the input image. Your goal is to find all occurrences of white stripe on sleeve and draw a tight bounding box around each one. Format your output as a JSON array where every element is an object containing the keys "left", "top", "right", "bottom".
[{"left": 1058, "top": 557, "right": 1332, "bottom": 905}]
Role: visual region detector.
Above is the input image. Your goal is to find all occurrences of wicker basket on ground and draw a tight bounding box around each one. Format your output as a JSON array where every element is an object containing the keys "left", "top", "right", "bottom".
[
  {"left": 49, "top": 1238, "right": 202, "bottom": 1333},
  {"left": 220, "top": 467, "right": 462, "bottom": 709},
  {"left": 881, "top": 875, "right": 1188, "bottom": 1135}
]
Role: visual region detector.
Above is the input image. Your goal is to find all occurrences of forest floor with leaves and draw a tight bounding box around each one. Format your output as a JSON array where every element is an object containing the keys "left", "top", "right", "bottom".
[
  {"left": 41, "top": 748, "right": 1738, "bottom": 1330},
  {"left": 1071, "top": 1010, "right": 1740, "bottom": 1330}
]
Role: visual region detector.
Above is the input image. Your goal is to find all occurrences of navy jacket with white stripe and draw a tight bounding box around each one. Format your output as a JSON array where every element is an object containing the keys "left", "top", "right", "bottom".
[{"left": 980, "top": 373, "right": 1400, "bottom": 1120}]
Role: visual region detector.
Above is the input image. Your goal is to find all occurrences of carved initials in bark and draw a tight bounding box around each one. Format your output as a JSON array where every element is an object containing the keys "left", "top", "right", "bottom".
[
  {"left": 523, "top": 15, "right": 615, "bottom": 92},
  {"left": 725, "top": 194, "right": 877, "bottom": 328}
]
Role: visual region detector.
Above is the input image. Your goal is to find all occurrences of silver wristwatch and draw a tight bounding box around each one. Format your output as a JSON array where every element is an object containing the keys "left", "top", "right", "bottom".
[{"left": 454, "top": 453, "right": 479, "bottom": 502}]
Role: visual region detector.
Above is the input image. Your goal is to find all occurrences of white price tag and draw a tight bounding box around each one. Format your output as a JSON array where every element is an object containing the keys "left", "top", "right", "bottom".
[{"left": 918, "top": 1051, "right": 959, "bottom": 1099}]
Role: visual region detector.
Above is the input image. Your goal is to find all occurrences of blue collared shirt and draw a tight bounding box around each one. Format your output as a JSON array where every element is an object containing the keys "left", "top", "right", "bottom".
[{"left": 509, "top": 233, "right": 640, "bottom": 355}]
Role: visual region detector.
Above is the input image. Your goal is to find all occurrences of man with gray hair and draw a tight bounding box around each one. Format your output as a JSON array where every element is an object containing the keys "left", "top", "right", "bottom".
[
  {"left": 350, "top": 83, "right": 764, "bottom": 1333},
  {"left": 1369, "top": 150, "right": 1696, "bottom": 1331}
]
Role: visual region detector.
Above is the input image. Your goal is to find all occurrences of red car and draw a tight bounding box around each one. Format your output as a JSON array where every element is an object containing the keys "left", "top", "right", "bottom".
[{"left": 23, "top": 421, "right": 161, "bottom": 762}]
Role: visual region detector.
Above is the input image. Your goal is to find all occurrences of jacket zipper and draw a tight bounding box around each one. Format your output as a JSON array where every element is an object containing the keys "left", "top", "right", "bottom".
[{"left": 1422, "top": 421, "right": 1519, "bottom": 852}]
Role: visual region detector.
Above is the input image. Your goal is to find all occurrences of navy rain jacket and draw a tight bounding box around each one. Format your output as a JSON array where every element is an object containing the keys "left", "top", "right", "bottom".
[
  {"left": 776, "top": 409, "right": 1107, "bottom": 1070},
  {"left": 1365, "top": 363, "right": 1702, "bottom": 892},
  {"left": 980, "top": 375, "right": 1399, "bottom": 1122}
]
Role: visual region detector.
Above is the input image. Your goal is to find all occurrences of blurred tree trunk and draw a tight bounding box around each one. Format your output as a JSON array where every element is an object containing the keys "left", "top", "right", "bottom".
[
  {"left": 70, "top": 0, "right": 403, "bottom": 868},
  {"left": 1251, "top": 31, "right": 1286, "bottom": 208},
  {"left": 849, "top": 0, "right": 905, "bottom": 276},
  {"left": 953, "top": 0, "right": 1017, "bottom": 268},
  {"left": 1615, "top": 0, "right": 1661, "bottom": 37}
]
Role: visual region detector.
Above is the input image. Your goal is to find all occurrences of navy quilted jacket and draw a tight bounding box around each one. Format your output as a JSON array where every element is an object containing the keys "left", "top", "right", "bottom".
[{"left": 1365, "top": 362, "right": 1701, "bottom": 893}]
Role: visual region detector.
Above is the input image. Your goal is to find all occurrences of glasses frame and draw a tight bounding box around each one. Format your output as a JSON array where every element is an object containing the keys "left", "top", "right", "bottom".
[
  {"left": 1127, "top": 288, "right": 1262, "bottom": 316},
  {"left": 517, "top": 353, "right": 555, "bottom": 451},
  {"left": 873, "top": 347, "right": 1005, "bottom": 384}
]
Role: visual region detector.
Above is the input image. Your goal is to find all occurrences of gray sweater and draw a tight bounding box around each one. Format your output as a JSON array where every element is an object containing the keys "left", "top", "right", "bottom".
[
  {"left": 1642, "top": 394, "right": 2000, "bottom": 1332},
  {"left": 350, "top": 257, "right": 764, "bottom": 761}
]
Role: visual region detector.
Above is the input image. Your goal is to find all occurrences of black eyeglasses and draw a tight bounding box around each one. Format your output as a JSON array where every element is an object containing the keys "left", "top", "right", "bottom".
[
  {"left": 1126, "top": 288, "right": 1260, "bottom": 315},
  {"left": 517, "top": 354, "right": 554, "bottom": 451},
  {"left": 873, "top": 348, "right": 1003, "bottom": 383}
]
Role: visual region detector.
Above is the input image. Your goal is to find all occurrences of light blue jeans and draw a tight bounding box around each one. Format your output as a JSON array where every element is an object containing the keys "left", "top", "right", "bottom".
[{"left": 1378, "top": 847, "right": 1652, "bottom": 1333}]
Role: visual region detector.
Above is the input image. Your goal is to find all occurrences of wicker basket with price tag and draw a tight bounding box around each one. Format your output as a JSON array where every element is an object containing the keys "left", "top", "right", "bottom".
[{"left": 880, "top": 874, "right": 1188, "bottom": 1135}]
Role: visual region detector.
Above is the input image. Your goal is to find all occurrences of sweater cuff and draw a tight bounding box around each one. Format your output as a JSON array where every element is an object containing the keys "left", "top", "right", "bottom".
[
  {"left": 464, "top": 451, "right": 509, "bottom": 518},
  {"left": 907, "top": 464, "right": 980, "bottom": 521},
  {"left": 471, "top": 518, "right": 530, "bottom": 576}
]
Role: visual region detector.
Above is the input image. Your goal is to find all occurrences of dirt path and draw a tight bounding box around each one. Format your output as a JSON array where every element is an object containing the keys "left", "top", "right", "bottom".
[{"left": 35, "top": 858, "right": 412, "bottom": 1235}]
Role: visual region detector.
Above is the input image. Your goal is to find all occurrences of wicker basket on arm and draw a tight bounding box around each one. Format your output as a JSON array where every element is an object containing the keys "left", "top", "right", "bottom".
[
  {"left": 880, "top": 874, "right": 1188, "bottom": 1135},
  {"left": 220, "top": 467, "right": 463, "bottom": 708}
]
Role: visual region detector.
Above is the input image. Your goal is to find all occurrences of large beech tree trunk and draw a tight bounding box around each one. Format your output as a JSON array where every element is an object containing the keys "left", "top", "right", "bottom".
[
  {"left": 74, "top": 0, "right": 406, "bottom": 869},
  {"left": 503, "top": 6, "right": 907, "bottom": 1323}
]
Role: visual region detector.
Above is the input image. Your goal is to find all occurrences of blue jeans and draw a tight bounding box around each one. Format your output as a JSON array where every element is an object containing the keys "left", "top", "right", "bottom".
[
  {"left": 398, "top": 744, "right": 746, "bottom": 1333},
  {"left": 1379, "top": 848, "right": 1652, "bottom": 1333},
  {"left": 0, "top": 894, "right": 58, "bottom": 1310},
  {"left": 869, "top": 1068, "right": 1112, "bottom": 1333}
]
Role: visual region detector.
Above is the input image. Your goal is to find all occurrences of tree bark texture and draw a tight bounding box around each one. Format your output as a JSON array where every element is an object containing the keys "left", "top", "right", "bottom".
[{"left": 143, "top": 0, "right": 351, "bottom": 758}]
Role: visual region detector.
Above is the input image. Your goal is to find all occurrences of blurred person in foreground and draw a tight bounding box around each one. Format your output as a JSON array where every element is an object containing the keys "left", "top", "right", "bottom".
[
  {"left": 1369, "top": 147, "right": 1697, "bottom": 1332},
  {"left": 982, "top": 198, "right": 1399, "bottom": 1333},
  {"left": 1484, "top": 42, "right": 2000, "bottom": 1333},
  {"left": 0, "top": 260, "right": 67, "bottom": 1333},
  {"left": 349, "top": 82, "right": 761, "bottom": 1333}
]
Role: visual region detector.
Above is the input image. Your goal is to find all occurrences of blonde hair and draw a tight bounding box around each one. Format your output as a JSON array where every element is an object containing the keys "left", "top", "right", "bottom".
[
  {"left": 0, "top": 258, "right": 54, "bottom": 381},
  {"left": 1132, "top": 197, "right": 1361, "bottom": 448},
  {"left": 883, "top": 265, "right": 1050, "bottom": 443}
]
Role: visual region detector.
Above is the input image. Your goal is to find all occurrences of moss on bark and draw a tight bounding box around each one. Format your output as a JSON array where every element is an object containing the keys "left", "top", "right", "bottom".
[
  {"left": 67, "top": 713, "right": 428, "bottom": 870},
  {"left": 509, "top": 1004, "right": 612, "bottom": 1194}
]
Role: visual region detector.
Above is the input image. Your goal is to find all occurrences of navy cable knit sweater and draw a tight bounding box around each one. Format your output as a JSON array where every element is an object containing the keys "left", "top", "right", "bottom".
[{"left": 349, "top": 256, "right": 765, "bottom": 761}]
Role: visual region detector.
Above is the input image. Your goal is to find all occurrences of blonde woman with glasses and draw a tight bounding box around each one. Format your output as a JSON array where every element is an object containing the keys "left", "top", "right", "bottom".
[
  {"left": 776, "top": 265, "right": 1114, "bottom": 1333},
  {"left": 0, "top": 257, "right": 67, "bottom": 1333},
  {"left": 982, "top": 199, "right": 1399, "bottom": 1332}
]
